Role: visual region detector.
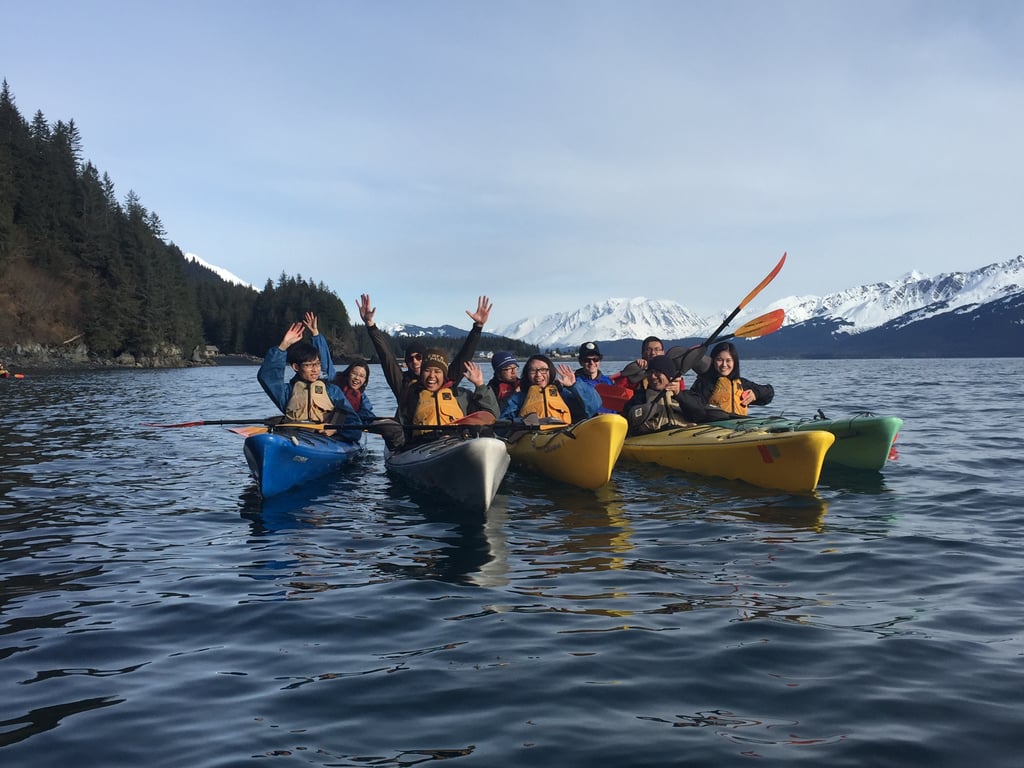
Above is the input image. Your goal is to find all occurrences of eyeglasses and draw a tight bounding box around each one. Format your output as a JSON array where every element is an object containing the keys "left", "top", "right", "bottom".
[
  {"left": 299, "top": 362, "right": 321, "bottom": 370},
  {"left": 580, "top": 357, "right": 601, "bottom": 364},
  {"left": 526, "top": 367, "right": 549, "bottom": 376}
]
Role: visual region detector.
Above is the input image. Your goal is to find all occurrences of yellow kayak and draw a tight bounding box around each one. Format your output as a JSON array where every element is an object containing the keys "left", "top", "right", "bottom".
[
  {"left": 503, "top": 414, "right": 628, "bottom": 490},
  {"left": 620, "top": 424, "right": 835, "bottom": 493}
]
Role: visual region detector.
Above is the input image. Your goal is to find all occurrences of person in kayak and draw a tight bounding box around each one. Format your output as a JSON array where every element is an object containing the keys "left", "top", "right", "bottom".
[
  {"left": 624, "top": 354, "right": 693, "bottom": 435},
  {"left": 610, "top": 336, "right": 679, "bottom": 392},
  {"left": 357, "top": 293, "right": 492, "bottom": 412},
  {"left": 679, "top": 340, "right": 774, "bottom": 422},
  {"left": 487, "top": 351, "right": 520, "bottom": 410},
  {"left": 306, "top": 311, "right": 376, "bottom": 426},
  {"left": 573, "top": 341, "right": 619, "bottom": 414},
  {"left": 500, "top": 354, "right": 601, "bottom": 424},
  {"left": 405, "top": 349, "right": 499, "bottom": 442},
  {"left": 256, "top": 321, "right": 364, "bottom": 441},
  {"left": 332, "top": 363, "right": 374, "bottom": 418}
]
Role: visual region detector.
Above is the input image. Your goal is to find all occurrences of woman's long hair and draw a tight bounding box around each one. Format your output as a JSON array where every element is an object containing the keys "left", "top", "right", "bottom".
[
  {"left": 709, "top": 341, "right": 741, "bottom": 380},
  {"left": 333, "top": 363, "right": 370, "bottom": 392}
]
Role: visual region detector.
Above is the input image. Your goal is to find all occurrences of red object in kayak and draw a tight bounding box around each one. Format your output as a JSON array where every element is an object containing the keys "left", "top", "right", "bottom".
[{"left": 595, "top": 383, "right": 633, "bottom": 413}]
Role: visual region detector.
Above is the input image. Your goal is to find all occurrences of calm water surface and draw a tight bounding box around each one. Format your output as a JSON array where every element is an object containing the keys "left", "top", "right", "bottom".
[{"left": 2, "top": 359, "right": 1023, "bottom": 767}]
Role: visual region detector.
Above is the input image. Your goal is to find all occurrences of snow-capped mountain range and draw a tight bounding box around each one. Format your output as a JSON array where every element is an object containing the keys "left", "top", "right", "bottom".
[{"left": 489, "top": 255, "right": 1024, "bottom": 348}]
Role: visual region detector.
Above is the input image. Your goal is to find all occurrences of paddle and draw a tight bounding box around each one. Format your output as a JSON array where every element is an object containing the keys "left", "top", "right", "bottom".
[
  {"left": 616, "top": 308, "right": 787, "bottom": 387},
  {"left": 703, "top": 251, "right": 787, "bottom": 346},
  {"left": 142, "top": 418, "right": 282, "bottom": 428},
  {"left": 714, "top": 307, "right": 785, "bottom": 343},
  {"left": 148, "top": 410, "right": 500, "bottom": 435},
  {"left": 363, "top": 412, "right": 512, "bottom": 435}
]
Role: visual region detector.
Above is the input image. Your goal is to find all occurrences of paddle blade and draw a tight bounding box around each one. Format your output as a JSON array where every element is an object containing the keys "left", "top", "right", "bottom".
[
  {"left": 664, "top": 345, "right": 712, "bottom": 376},
  {"left": 704, "top": 252, "right": 787, "bottom": 345},
  {"left": 737, "top": 252, "right": 786, "bottom": 310},
  {"left": 731, "top": 308, "right": 785, "bottom": 339},
  {"left": 228, "top": 426, "right": 268, "bottom": 436},
  {"left": 456, "top": 411, "right": 497, "bottom": 426}
]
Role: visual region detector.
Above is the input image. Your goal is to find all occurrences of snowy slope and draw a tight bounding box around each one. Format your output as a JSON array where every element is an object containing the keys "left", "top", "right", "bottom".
[
  {"left": 184, "top": 252, "right": 253, "bottom": 289},
  {"left": 497, "top": 255, "right": 1024, "bottom": 346}
]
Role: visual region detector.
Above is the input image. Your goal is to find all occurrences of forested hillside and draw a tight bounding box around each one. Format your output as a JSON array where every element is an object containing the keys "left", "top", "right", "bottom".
[
  {"left": 0, "top": 81, "right": 531, "bottom": 367},
  {"left": 0, "top": 81, "right": 366, "bottom": 365}
]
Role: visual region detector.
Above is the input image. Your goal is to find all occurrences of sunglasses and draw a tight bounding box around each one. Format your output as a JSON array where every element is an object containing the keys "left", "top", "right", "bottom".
[{"left": 580, "top": 357, "right": 601, "bottom": 364}]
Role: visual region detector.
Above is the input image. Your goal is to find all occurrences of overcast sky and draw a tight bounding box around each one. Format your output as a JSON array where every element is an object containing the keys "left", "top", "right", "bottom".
[{"left": 4, "top": 1, "right": 1021, "bottom": 327}]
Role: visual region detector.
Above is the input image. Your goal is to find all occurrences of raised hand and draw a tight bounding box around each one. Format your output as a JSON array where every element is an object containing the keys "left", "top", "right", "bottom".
[
  {"left": 464, "top": 361, "right": 484, "bottom": 387},
  {"left": 279, "top": 322, "right": 305, "bottom": 350},
  {"left": 555, "top": 363, "right": 576, "bottom": 387},
  {"left": 303, "top": 312, "right": 319, "bottom": 336},
  {"left": 467, "top": 295, "right": 493, "bottom": 327},
  {"left": 357, "top": 294, "right": 376, "bottom": 326}
]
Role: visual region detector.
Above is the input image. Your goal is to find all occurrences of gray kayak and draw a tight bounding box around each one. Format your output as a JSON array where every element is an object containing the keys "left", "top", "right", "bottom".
[{"left": 385, "top": 435, "right": 510, "bottom": 513}]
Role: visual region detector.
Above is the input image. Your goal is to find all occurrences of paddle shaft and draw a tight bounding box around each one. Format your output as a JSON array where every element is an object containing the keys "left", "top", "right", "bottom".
[
  {"left": 614, "top": 307, "right": 786, "bottom": 387},
  {"left": 143, "top": 418, "right": 281, "bottom": 428},
  {"left": 703, "top": 252, "right": 786, "bottom": 346}
]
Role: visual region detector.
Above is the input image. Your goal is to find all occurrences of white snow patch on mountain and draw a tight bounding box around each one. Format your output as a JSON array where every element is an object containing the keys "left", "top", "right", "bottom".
[
  {"left": 495, "top": 297, "right": 716, "bottom": 348},
  {"left": 184, "top": 253, "right": 254, "bottom": 289},
  {"left": 766, "top": 255, "right": 1024, "bottom": 334}
]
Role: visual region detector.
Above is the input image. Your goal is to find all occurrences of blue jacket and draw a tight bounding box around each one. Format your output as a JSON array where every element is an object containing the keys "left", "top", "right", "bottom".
[
  {"left": 499, "top": 380, "right": 602, "bottom": 423},
  {"left": 573, "top": 368, "right": 617, "bottom": 414},
  {"left": 257, "top": 346, "right": 364, "bottom": 442}
]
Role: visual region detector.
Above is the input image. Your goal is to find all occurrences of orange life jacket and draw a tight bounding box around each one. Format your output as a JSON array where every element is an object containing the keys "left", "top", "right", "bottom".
[
  {"left": 519, "top": 384, "right": 572, "bottom": 425},
  {"left": 412, "top": 387, "right": 466, "bottom": 436},
  {"left": 707, "top": 377, "right": 747, "bottom": 416}
]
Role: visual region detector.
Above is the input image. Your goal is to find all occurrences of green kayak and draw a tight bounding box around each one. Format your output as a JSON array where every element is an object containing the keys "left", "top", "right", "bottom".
[{"left": 710, "top": 412, "right": 902, "bottom": 471}]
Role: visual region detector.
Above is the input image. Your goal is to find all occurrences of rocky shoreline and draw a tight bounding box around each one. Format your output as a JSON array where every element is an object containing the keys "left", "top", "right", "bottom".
[{"left": 0, "top": 343, "right": 261, "bottom": 373}]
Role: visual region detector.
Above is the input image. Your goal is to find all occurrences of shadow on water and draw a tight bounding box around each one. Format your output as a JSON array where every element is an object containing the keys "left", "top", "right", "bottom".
[
  {"left": 616, "top": 461, "right": 830, "bottom": 532},
  {"left": 235, "top": 456, "right": 512, "bottom": 587},
  {"left": 819, "top": 464, "right": 892, "bottom": 494}
]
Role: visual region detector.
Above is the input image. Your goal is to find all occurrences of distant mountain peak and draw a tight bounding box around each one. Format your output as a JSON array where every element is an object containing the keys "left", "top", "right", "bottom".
[
  {"left": 495, "top": 297, "right": 713, "bottom": 348},
  {"left": 184, "top": 253, "right": 253, "bottom": 289}
]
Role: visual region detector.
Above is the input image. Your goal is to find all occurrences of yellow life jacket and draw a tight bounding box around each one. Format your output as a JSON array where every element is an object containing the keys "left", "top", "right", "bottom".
[
  {"left": 707, "top": 377, "right": 747, "bottom": 416},
  {"left": 519, "top": 384, "right": 572, "bottom": 425},
  {"left": 412, "top": 387, "right": 466, "bottom": 436},
  {"left": 285, "top": 379, "right": 335, "bottom": 422}
]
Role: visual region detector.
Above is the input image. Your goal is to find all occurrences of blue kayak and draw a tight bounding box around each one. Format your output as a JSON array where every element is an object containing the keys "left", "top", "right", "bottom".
[{"left": 243, "top": 427, "right": 364, "bottom": 497}]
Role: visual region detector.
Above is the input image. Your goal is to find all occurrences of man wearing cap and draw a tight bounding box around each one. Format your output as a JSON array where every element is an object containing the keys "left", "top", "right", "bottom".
[
  {"left": 406, "top": 348, "right": 499, "bottom": 441},
  {"left": 624, "top": 354, "right": 695, "bottom": 436},
  {"left": 487, "top": 351, "right": 520, "bottom": 409},
  {"left": 573, "top": 341, "right": 618, "bottom": 414}
]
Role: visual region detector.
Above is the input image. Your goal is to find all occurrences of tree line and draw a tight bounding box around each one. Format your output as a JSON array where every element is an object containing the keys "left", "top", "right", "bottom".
[{"left": 0, "top": 80, "right": 534, "bottom": 365}]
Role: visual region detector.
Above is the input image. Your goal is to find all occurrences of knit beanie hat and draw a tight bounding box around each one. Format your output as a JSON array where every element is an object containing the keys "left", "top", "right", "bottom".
[
  {"left": 647, "top": 355, "right": 678, "bottom": 379},
  {"left": 422, "top": 348, "right": 449, "bottom": 377},
  {"left": 404, "top": 339, "right": 427, "bottom": 361},
  {"left": 491, "top": 351, "right": 517, "bottom": 372}
]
